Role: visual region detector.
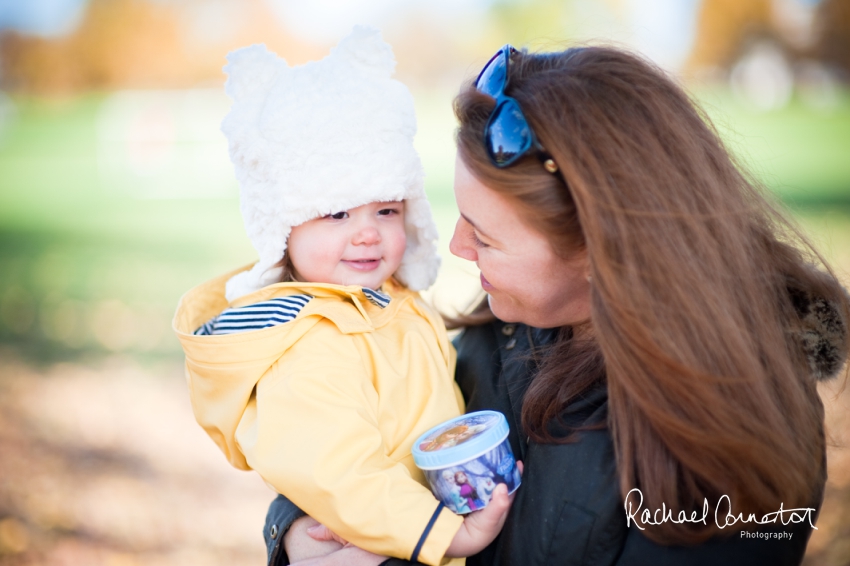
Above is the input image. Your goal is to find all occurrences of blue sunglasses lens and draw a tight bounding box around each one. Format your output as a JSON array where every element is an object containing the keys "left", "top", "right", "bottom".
[
  {"left": 475, "top": 50, "right": 508, "bottom": 99},
  {"left": 486, "top": 99, "right": 533, "bottom": 166}
]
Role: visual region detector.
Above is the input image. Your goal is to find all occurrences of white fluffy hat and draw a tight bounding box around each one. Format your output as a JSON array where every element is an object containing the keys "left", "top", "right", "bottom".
[{"left": 221, "top": 26, "right": 440, "bottom": 301}]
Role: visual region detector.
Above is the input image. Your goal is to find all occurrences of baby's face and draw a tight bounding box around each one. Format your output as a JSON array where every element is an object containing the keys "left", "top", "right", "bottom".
[{"left": 288, "top": 201, "right": 406, "bottom": 290}]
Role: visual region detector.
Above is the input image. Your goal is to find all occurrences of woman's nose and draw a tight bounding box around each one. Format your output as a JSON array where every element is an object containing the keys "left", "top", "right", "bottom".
[{"left": 449, "top": 218, "right": 477, "bottom": 261}]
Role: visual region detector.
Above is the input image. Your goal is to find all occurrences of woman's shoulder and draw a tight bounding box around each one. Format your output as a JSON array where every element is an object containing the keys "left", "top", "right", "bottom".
[{"left": 785, "top": 278, "right": 848, "bottom": 381}]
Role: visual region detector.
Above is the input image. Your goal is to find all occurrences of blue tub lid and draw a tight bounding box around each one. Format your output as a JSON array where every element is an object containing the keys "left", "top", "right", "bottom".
[{"left": 412, "top": 410, "right": 509, "bottom": 469}]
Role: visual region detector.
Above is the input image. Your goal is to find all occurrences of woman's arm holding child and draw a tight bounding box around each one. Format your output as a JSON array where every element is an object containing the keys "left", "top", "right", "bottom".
[{"left": 297, "top": 481, "right": 515, "bottom": 565}]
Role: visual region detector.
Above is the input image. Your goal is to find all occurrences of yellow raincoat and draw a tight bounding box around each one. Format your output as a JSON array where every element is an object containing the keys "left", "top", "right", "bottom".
[{"left": 173, "top": 265, "right": 465, "bottom": 565}]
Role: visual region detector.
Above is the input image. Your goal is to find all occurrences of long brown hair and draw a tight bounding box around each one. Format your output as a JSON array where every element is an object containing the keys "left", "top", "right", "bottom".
[{"left": 455, "top": 46, "right": 848, "bottom": 543}]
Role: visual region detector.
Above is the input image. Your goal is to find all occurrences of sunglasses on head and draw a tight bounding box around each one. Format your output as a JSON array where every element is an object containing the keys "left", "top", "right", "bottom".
[{"left": 475, "top": 45, "right": 558, "bottom": 174}]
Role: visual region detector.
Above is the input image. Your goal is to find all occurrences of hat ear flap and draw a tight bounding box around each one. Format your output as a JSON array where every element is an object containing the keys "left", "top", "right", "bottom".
[
  {"left": 330, "top": 25, "right": 395, "bottom": 78},
  {"left": 224, "top": 44, "right": 286, "bottom": 102}
]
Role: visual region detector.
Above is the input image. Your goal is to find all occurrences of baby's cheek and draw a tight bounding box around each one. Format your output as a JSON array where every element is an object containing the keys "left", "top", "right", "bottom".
[
  {"left": 319, "top": 248, "right": 346, "bottom": 274},
  {"left": 394, "top": 226, "right": 409, "bottom": 253},
  {"left": 296, "top": 243, "right": 339, "bottom": 280}
]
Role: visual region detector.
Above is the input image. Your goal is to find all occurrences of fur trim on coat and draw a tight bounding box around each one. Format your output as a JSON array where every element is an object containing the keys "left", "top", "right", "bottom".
[{"left": 789, "top": 283, "right": 849, "bottom": 381}]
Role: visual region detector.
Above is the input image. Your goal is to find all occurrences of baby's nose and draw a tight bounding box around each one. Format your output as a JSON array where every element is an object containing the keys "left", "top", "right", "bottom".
[{"left": 353, "top": 224, "right": 381, "bottom": 245}]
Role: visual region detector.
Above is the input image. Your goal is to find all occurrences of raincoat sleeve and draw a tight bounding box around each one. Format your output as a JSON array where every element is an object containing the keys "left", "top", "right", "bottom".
[{"left": 236, "top": 318, "right": 464, "bottom": 566}]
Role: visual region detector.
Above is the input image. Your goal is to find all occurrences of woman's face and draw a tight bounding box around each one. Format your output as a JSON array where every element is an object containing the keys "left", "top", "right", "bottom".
[{"left": 449, "top": 155, "right": 591, "bottom": 329}]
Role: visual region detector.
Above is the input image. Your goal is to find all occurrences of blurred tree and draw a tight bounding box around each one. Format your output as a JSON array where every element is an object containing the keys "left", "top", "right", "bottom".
[
  {"left": 488, "top": 0, "right": 573, "bottom": 50},
  {"left": 687, "top": 0, "right": 773, "bottom": 69},
  {"left": 0, "top": 0, "right": 187, "bottom": 92},
  {"left": 0, "top": 0, "right": 632, "bottom": 96},
  {"left": 0, "top": 0, "right": 324, "bottom": 94},
  {"left": 816, "top": 0, "right": 850, "bottom": 77}
]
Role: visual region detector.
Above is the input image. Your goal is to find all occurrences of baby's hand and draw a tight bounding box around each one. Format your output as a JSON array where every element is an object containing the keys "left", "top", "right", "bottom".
[{"left": 444, "top": 483, "right": 514, "bottom": 558}]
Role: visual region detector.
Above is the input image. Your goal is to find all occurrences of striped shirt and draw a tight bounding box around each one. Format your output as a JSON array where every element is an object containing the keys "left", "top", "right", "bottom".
[{"left": 194, "top": 288, "right": 391, "bottom": 336}]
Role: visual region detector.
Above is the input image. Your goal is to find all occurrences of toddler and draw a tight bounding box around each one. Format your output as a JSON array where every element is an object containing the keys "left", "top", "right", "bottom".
[{"left": 173, "top": 27, "right": 510, "bottom": 565}]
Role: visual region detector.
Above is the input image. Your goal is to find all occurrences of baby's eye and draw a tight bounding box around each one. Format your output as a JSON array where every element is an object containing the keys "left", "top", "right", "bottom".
[
  {"left": 378, "top": 207, "right": 400, "bottom": 216},
  {"left": 326, "top": 211, "right": 348, "bottom": 220}
]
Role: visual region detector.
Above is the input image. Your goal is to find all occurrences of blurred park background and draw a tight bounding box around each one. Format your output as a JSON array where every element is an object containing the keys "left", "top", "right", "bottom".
[{"left": 0, "top": 0, "right": 849, "bottom": 564}]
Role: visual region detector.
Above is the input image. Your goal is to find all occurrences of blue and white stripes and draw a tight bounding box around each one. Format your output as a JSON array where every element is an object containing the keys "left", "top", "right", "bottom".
[
  {"left": 194, "top": 288, "right": 392, "bottom": 336},
  {"left": 362, "top": 287, "right": 391, "bottom": 309},
  {"left": 195, "top": 295, "right": 313, "bottom": 335}
]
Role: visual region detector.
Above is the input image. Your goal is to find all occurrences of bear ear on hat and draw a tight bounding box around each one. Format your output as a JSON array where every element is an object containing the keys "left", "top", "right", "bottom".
[
  {"left": 330, "top": 25, "right": 396, "bottom": 78},
  {"left": 223, "top": 44, "right": 287, "bottom": 102}
]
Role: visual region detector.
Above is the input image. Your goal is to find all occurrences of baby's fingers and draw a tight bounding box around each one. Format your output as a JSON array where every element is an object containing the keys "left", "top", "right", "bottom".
[
  {"left": 446, "top": 483, "right": 517, "bottom": 557},
  {"left": 469, "top": 484, "right": 513, "bottom": 532},
  {"left": 486, "top": 483, "right": 513, "bottom": 521}
]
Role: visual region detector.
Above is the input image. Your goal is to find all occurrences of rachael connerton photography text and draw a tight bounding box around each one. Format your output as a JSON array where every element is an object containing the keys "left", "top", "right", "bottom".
[{"left": 623, "top": 488, "right": 817, "bottom": 532}]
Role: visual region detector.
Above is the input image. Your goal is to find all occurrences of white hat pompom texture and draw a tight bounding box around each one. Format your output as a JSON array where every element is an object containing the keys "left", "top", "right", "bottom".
[{"left": 222, "top": 26, "right": 440, "bottom": 301}]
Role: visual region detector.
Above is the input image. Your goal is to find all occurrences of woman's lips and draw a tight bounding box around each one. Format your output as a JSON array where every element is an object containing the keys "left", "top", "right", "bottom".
[
  {"left": 480, "top": 272, "right": 493, "bottom": 291},
  {"left": 343, "top": 259, "right": 381, "bottom": 272}
]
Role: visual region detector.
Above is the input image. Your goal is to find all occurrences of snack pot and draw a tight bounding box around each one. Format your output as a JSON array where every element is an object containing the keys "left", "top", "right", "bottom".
[{"left": 412, "top": 410, "right": 521, "bottom": 514}]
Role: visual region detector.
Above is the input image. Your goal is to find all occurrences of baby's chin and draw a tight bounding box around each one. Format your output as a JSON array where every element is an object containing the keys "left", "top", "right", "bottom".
[
  {"left": 335, "top": 273, "right": 393, "bottom": 290},
  {"left": 334, "top": 264, "right": 400, "bottom": 290}
]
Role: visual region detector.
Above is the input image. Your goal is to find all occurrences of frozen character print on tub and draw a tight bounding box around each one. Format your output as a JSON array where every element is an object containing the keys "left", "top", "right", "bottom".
[
  {"left": 442, "top": 470, "right": 472, "bottom": 514},
  {"left": 454, "top": 471, "right": 484, "bottom": 511},
  {"left": 476, "top": 477, "right": 497, "bottom": 506},
  {"left": 413, "top": 411, "right": 522, "bottom": 515}
]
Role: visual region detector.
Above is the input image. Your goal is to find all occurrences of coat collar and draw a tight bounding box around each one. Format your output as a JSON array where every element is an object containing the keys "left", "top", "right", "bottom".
[{"left": 174, "top": 264, "right": 415, "bottom": 337}]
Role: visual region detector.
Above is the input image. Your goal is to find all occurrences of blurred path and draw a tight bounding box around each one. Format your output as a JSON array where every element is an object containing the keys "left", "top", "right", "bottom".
[{"left": 0, "top": 352, "right": 272, "bottom": 565}]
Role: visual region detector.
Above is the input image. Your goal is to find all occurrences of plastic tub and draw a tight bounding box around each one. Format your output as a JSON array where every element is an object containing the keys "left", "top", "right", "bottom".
[{"left": 412, "top": 410, "right": 521, "bottom": 514}]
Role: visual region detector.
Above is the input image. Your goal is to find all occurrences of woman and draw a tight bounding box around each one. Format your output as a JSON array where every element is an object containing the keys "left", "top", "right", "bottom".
[{"left": 265, "top": 45, "right": 849, "bottom": 565}]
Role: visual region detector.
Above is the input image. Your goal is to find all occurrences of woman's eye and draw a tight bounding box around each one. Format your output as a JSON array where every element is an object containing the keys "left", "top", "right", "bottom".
[
  {"left": 326, "top": 211, "right": 348, "bottom": 220},
  {"left": 470, "top": 230, "right": 488, "bottom": 248}
]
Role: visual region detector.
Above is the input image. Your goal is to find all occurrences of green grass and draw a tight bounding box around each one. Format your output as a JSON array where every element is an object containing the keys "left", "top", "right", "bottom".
[
  {"left": 0, "top": 94, "right": 248, "bottom": 359},
  {"left": 695, "top": 88, "right": 850, "bottom": 206},
  {"left": 1, "top": 88, "right": 849, "bottom": 361}
]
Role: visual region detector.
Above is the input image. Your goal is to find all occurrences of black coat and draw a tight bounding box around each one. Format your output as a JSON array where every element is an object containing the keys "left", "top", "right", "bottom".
[
  {"left": 448, "top": 320, "right": 817, "bottom": 566},
  {"left": 264, "top": 317, "right": 828, "bottom": 565}
]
